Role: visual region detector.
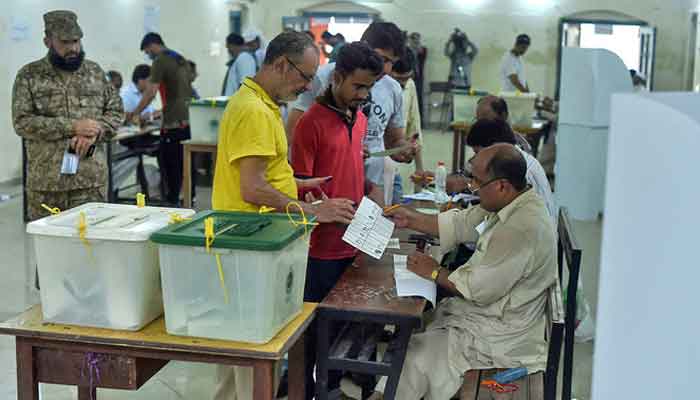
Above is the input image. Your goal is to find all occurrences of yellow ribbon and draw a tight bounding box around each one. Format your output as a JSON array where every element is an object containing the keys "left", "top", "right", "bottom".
[
  {"left": 204, "top": 217, "right": 229, "bottom": 304},
  {"left": 136, "top": 193, "right": 146, "bottom": 208},
  {"left": 169, "top": 213, "right": 192, "bottom": 224},
  {"left": 41, "top": 204, "right": 61, "bottom": 215},
  {"left": 77, "top": 211, "right": 95, "bottom": 262},
  {"left": 258, "top": 205, "right": 275, "bottom": 214},
  {"left": 285, "top": 201, "right": 318, "bottom": 243}
]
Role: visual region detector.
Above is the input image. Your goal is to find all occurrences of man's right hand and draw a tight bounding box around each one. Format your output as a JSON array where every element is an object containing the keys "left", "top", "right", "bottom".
[
  {"left": 312, "top": 198, "right": 356, "bottom": 225},
  {"left": 384, "top": 206, "right": 416, "bottom": 229},
  {"left": 73, "top": 119, "right": 102, "bottom": 138}
]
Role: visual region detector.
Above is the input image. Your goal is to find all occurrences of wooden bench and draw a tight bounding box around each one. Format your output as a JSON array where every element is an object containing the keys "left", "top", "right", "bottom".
[{"left": 459, "top": 282, "right": 565, "bottom": 400}]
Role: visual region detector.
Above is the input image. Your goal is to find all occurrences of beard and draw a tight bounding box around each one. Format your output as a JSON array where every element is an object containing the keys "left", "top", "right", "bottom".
[{"left": 48, "top": 46, "right": 85, "bottom": 72}]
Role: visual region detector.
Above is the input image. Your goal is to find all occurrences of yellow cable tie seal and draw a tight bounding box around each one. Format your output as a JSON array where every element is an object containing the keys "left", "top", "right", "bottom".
[
  {"left": 204, "top": 217, "right": 229, "bottom": 304},
  {"left": 285, "top": 201, "right": 318, "bottom": 243},
  {"left": 258, "top": 205, "right": 275, "bottom": 214},
  {"left": 41, "top": 204, "right": 61, "bottom": 215},
  {"left": 136, "top": 193, "right": 146, "bottom": 208},
  {"left": 77, "top": 211, "right": 95, "bottom": 262},
  {"left": 169, "top": 213, "right": 192, "bottom": 224},
  {"left": 469, "top": 88, "right": 475, "bottom": 96}
]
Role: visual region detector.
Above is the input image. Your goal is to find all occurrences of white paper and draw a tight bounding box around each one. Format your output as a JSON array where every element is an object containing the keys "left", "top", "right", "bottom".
[
  {"left": 402, "top": 191, "right": 479, "bottom": 203},
  {"left": 393, "top": 255, "right": 436, "bottom": 306},
  {"left": 387, "top": 238, "right": 400, "bottom": 249},
  {"left": 342, "top": 197, "right": 395, "bottom": 259}
]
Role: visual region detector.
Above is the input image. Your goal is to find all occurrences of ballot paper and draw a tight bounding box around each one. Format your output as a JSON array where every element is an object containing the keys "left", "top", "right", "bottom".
[
  {"left": 342, "top": 197, "right": 395, "bottom": 259},
  {"left": 387, "top": 238, "right": 401, "bottom": 249},
  {"left": 393, "top": 254, "right": 436, "bottom": 306}
]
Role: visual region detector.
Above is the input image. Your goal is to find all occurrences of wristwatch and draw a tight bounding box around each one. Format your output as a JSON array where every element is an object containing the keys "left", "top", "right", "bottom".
[{"left": 430, "top": 267, "right": 441, "bottom": 282}]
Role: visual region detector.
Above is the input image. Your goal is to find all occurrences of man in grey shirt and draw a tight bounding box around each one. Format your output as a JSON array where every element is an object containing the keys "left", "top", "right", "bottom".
[{"left": 287, "top": 22, "right": 416, "bottom": 203}]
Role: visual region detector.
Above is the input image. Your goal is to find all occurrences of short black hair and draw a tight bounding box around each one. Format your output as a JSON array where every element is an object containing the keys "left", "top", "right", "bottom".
[
  {"left": 140, "top": 32, "right": 164, "bottom": 50},
  {"left": 486, "top": 145, "right": 528, "bottom": 191},
  {"left": 226, "top": 33, "right": 244, "bottom": 46},
  {"left": 263, "top": 30, "right": 317, "bottom": 65},
  {"left": 321, "top": 31, "right": 333, "bottom": 40},
  {"left": 188, "top": 60, "right": 197, "bottom": 71},
  {"left": 392, "top": 48, "right": 415, "bottom": 74},
  {"left": 131, "top": 64, "right": 151, "bottom": 84},
  {"left": 478, "top": 96, "right": 509, "bottom": 120},
  {"left": 335, "top": 42, "right": 384, "bottom": 77},
  {"left": 107, "top": 70, "right": 122, "bottom": 81},
  {"left": 466, "top": 118, "right": 517, "bottom": 147},
  {"left": 516, "top": 34, "right": 531, "bottom": 45},
  {"left": 361, "top": 22, "right": 405, "bottom": 58}
]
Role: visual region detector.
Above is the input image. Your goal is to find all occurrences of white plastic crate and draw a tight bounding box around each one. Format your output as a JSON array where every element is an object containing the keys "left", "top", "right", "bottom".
[{"left": 26, "top": 203, "right": 195, "bottom": 330}]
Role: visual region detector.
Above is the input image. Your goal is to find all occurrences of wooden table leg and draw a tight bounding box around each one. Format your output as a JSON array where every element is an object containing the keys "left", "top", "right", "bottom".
[
  {"left": 253, "top": 360, "right": 274, "bottom": 400},
  {"left": 288, "top": 332, "right": 306, "bottom": 400},
  {"left": 182, "top": 144, "right": 192, "bottom": 209},
  {"left": 16, "top": 337, "right": 39, "bottom": 400},
  {"left": 78, "top": 386, "right": 96, "bottom": 400}
]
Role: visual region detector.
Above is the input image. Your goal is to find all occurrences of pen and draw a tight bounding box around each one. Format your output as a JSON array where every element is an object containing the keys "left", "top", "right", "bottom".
[{"left": 383, "top": 204, "right": 401, "bottom": 213}]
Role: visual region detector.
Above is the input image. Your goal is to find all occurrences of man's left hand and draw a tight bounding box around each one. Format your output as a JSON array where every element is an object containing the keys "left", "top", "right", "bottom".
[
  {"left": 407, "top": 251, "right": 440, "bottom": 280},
  {"left": 71, "top": 135, "right": 97, "bottom": 158},
  {"left": 391, "top": 136, "right": 421, "bottom": 164}
]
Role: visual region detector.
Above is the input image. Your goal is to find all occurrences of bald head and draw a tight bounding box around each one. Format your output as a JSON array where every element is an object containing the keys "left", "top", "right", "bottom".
[
  {"left": 476, "top": 95, "right": 509, "bottom": 121},
  {"left": 473, "top": 144, "right": 527, "bottom": 191}
]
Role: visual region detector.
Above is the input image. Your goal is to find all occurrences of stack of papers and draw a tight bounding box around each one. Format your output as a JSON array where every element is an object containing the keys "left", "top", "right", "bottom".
[
  {"left": 342, "top": 197, "right": 395, "bottom": 259},
  {"left": 393, "top": 254, "right": 436, "bottom": 306},
  {"left": 402, "top": 191, "right": 480, "bottom": 203}
]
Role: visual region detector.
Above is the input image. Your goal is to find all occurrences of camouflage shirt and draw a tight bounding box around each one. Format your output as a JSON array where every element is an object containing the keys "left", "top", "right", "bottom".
[{"left": 12, "top": 56, "right": 124, "bottom": 191}]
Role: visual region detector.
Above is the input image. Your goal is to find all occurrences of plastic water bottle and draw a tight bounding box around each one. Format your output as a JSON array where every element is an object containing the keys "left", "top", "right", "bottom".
[{"left": 435, "top": 162, "right": 449, "bottom": 204}]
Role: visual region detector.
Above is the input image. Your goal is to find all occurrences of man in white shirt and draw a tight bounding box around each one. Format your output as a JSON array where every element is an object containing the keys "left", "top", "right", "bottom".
[
  {"left": 222, "top": 33, "right": 257, "bottom": 96},
  {"left": 120, "top": 64, "right": 159, "bottom": 120},
  {"left": 500, "top": 34, "right": 530, "bottom": 92},
  {"left": 243, "top": 28, "right": 267, "bottom": 70}
]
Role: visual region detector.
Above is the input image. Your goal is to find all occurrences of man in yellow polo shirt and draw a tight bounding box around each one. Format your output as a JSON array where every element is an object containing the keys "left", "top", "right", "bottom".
[{"left": 212, "top": 31, "right": 356, "bottom": 400}]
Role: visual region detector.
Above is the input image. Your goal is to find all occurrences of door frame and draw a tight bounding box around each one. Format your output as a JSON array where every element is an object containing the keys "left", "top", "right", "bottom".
[{"left": 555, "top": 17, "right": 650, "bottom": 98}]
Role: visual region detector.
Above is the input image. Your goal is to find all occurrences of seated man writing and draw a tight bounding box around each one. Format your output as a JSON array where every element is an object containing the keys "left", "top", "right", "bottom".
[{"left": 374, "top": 143, "right": 557, "bottom": 399}]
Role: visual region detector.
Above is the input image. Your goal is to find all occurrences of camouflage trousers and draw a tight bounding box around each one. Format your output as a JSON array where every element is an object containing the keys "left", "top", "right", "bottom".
[{"left": 26, "top": 186, "right": 106, "bottom": 221}]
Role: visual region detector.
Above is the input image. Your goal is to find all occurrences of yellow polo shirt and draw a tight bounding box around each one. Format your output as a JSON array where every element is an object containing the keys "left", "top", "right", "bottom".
[{"left": 212, "top": 78, "right": 297, "bottom": 211}]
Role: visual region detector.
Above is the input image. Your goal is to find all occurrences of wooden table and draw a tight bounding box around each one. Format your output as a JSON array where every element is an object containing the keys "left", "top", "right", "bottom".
[
  {"left": 182, "top": 140, "right": 217, "bottom": 208},
  {"left": 0, "top": 303, "right": 316, "bottom": 400},
  {"left": 450, "top": 120, "right": 547, "bottom": 173},
  {"left": 316, "top": 245, "right": 427, "bottom": 400}
]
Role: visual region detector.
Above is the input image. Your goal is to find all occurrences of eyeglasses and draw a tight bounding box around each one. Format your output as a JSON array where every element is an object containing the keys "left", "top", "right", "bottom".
[
  {"left": 467, "top": 175, "right": 508, "bottom": 194},
  {"left": 285, "top": 56, "right": 314, "bottom": 83}
]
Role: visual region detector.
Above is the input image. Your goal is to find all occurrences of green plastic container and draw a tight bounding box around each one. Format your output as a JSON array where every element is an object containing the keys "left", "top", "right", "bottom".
[{"left": 151, "top": 211, "right": 314, "bottom": 343}]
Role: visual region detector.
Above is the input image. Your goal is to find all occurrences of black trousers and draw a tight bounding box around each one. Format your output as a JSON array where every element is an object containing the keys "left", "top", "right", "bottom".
[
  {"left": 303, "top": 256, "right": 355, "bottom": 400},
  {"left": 158, "top": 127, "right": 190, "bottom": 205}
]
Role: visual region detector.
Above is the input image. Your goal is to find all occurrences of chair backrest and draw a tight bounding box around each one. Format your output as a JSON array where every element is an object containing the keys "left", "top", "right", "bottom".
[
  {"left": 557, "top": 207, "right": 583, "bottom": 400},
  {"left": 544, "top": 280, "right": 565, "bottom": 400}
]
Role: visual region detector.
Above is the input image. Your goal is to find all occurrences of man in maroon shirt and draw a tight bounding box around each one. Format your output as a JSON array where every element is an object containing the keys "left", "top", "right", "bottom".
[{"left": 291, "top": 42, "right": 384, "bottom": 399}]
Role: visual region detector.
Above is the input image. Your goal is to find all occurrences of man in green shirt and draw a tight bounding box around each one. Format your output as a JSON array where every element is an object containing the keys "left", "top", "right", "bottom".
[{"left": 129, "top": 32, "right": 193, "bottom": 205}]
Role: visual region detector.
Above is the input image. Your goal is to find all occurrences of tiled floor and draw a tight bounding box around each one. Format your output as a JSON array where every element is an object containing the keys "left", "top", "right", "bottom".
[{"left": 0, "top": 130, "right": 599, "bottom": 399}]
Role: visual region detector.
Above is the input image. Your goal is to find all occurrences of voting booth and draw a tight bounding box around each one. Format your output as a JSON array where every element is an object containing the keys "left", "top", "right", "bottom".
[
  {"left": 555, "top": 48, "right": 632, "bottom": 220},
  {"left": 26, "top": 203, "right": 195, "bottom": 330},
  {"left": 151, "top": 211, "right": 312, "bottom": 344},
  {"left": 592, "top": 93, "right": 700, "bottom": 399}
]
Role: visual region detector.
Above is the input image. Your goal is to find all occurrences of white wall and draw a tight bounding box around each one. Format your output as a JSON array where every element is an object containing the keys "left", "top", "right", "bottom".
[{"left": 1, "top": 0, "right": 697, "bottom": 182}]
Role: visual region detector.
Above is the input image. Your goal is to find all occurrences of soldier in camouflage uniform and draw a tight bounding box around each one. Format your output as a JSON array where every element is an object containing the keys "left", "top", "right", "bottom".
[{"left": 12, "top": 10, "right": 124, "bottom": 221}]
